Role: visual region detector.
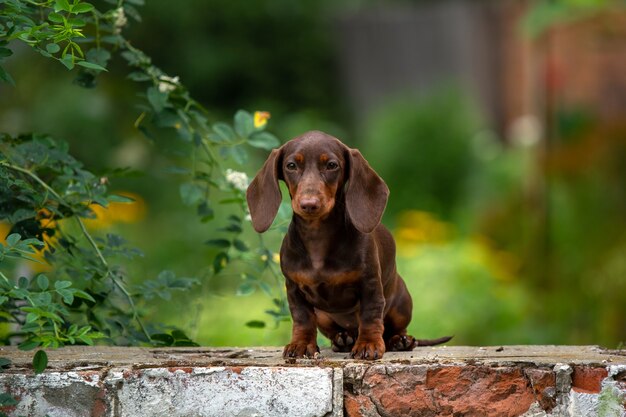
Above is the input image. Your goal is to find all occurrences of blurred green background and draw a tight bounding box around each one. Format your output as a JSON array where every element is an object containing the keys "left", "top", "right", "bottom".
[{"left": 1, "top": 0, "right": 625, "bottom": 348}]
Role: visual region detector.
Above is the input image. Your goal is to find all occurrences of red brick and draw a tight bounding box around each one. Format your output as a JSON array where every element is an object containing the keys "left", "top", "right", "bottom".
[
  {"left": 344, "top": 393, "right": 378, "bottom": 417},
  {"left": 525, "top": 368, "right": 557, "bottom": 411},
  {"left": 572, "top": 366, "right": 608, "bottom": 394},
  {"left": 91, "top": 387, "right": 108, "bottom": 417},
  {"left": 346, "top": 365, "right": 539, "bottom": 417}
]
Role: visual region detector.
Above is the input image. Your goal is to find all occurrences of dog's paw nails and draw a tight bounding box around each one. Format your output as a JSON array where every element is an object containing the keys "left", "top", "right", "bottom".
[
  {"left": 283, "top": 342, "right": 318, "bottom": 359},
  {"left": 350, "top": 339, "right": 385, "bottom": 360}
]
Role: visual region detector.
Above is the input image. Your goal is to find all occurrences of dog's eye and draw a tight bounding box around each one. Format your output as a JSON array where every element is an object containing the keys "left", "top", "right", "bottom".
[
  {"left": 326, "top": 161, "right": 339, "bottom": 170},
  {"left": 285, "top": 162, "right": 297, "bottom": 171}
]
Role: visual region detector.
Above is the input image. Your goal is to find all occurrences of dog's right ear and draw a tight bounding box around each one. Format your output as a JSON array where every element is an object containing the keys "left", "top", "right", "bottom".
[{"left": 246, "top": 148, "right": 283, "bottom": 233}]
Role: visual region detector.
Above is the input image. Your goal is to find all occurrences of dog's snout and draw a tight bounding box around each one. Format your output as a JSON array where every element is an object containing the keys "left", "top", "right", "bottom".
[{"left": 299, "top": 197, "right": 321, "bottom": 214}]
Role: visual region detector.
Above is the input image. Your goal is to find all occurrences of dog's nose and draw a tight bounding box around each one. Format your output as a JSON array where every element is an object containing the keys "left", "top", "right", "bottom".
[{"left": 299, "top": 197, "right": 320, "bottom": 214}]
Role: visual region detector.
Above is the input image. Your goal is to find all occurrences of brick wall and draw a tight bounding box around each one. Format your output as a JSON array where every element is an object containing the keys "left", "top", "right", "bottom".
[{"left": 1, "top": 345, "right": 625, "bottom": 417}]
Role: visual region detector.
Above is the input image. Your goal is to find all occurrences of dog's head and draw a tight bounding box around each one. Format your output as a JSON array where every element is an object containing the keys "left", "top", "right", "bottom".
[{"left": 246, "top": 131, "right": 389, "bottom": 234}]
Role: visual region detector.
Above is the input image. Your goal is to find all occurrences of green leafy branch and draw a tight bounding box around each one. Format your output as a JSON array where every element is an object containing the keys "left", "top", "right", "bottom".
[
  {"left": 0, "top": 135, "right": 156, "bottom": 341},
  {"left": 0, "top": 0, "right": 291, "bottom": 362},
  {"left": 0, "top": 0, "right": 108, "bottom": 79}
]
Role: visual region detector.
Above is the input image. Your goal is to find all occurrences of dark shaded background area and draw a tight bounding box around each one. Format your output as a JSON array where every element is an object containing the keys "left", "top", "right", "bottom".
[{"left": 1, "top": 0, "right": 625, "bottom": 347}]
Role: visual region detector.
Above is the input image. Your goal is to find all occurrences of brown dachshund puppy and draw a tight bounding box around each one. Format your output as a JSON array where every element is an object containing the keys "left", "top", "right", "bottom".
[{"left": 246, "top": 131, "right": 451, "bottom": 360}]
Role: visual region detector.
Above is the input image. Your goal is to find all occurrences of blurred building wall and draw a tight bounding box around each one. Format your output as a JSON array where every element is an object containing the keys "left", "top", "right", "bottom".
[
  {"left": 335, "top": 0, "right": 501, "bottom": 129},
  {"left": 335, "top": 0, "right": 626, "bottom": 139}
]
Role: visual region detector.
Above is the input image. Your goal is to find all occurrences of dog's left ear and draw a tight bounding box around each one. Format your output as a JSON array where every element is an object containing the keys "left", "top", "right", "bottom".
[
  {"left": 246, "top": 148, "right": 283, "bottom": 233},
  {"left": 345, "top": 148, "right": 389, "bottom": 234}
]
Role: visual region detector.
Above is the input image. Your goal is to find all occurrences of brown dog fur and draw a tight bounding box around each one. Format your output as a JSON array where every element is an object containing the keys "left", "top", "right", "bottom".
[{"left": 247, "top": 131, "right": 451, "bottom": 360}]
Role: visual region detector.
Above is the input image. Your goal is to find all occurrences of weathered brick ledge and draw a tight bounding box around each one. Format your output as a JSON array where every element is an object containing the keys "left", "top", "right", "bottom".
[{"left": 0, "top": 345, "right": 625, "bottom": 417}]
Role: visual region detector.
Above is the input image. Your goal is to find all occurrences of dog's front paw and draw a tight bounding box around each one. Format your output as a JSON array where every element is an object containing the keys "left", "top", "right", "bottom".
[
  {"left": 283, "top": 341, "right": 319, "bottom": 359},
  {"left": 350, "top": 338, "right": 385, "bottom": 360}
]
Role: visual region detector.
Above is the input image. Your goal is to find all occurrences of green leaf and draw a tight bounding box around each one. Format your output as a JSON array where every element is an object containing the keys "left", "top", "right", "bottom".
[
  {"left": 60, "top": 54, "right": 74, "bottom": 70},
  {"left": 36, "top": 274, "right": 49, "bottom": 291},
  {"left": 58, "top": 288, "right": 74, "bottom": 305},
  {"left": 46, "top": 43, "right": 61, "bottom": 54},
  {"left": 212, "top": 123, "right": 236, "bottom": 142},
  {"left": 107, "top": 194, "right": 135, "bottom": 203},
  {"left": 6, "top": 233, "right": 20, "bottom": 247},
  {"left": 234, "top": 110, "right": 254, "bottom": 138},
  {"left": 179, "top": 182, "right": 204, "bottom": 206},
  {"left": 68, "top": 17, "right": 86, "bottom": 27},
  {"left": 48, "top": 13, "right": 64, "bottom": 23},
  {"left": 18, "top": 276, "right": 29, "bottom": 289},
  {"left": 213, "top": 252, "right": 229, "bottom": 274},
  {"left": 245, "top": 320, "right": 266, "bottom": 329},
  {"left": 233, "top": 239, "right": 249, "bottom": 252},
  {"left": 0, "top": 47, "right": 12, "bottom": 58},
  {"left": 170, "top": 329, "right": 189, "bottom": 340},
  {"left": 71, "top": 2, "right": 95, "bottom": 13},
  {"left": 54, "top": 281, "right": 72, "bottom": 290},
  {"left": 124, "top": 4, "right": 143, "bottom": 22},
  {"left": 0, "top": 65, "right": 15, "bottom": 85},
  {"left": 54, "top": 0, "right": 71, "bottom": 12},
  {"left": 76, "top": 60, "right": 107, "bottom": 72},
  {"left": 248, "top": 132, "right": 280, "bottom": 150},
  {"left": 32, "top": 350, "right": 48, "bottom": 374},
  {"left": 219, "top": 223, "right": 242, "bottom": 233},
  {"left": 21, "top": 323, "right": 40, "bottom": 333},
  {"left": 230, "top": 146, "right": 248, "bottom": 165},
  {"left": 18, "top": 340, "right": 39, "bottom": 351},
  {"left": 73, "top": 290, "right": 95, "bottom": 302},
  {"left": 147, "top": 86, "right": 168, "bottom": 112},
  {"left": 127, "top": 71, "right": 151, "bottom": 81},
  {"left": 197, "top": 202, "right": 214, "bottom": 222},
  {"left": 204, "top": 239, "right": 231, "bottom": 249},
  {"left": 86, "top": 48, "right": 111, "bottom": 67},
  {"left": 151, "top": 333, "right": 174, "bottom": 346},
  {"left": 21, "top": 307, "right": 62, "bottom": 323},
  {"left": 26, "top": 312, "right": 39, "bottom": 323}
]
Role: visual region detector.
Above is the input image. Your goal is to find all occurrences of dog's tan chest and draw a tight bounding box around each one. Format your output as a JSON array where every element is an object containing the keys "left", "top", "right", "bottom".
[
  {"left": 288, "top": 268, "right": 361, "bottom": 287},
  {"left": 287, "top": 268, "right": 361, "bottom": 313}
]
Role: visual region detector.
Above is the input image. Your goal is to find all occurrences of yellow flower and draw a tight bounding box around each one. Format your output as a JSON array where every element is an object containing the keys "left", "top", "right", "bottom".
[
  {"left": 0, "top": 221, "right": 11, "bottom": 243},
  {"left": 254, "top": 111, "right": 271, "bottom": 129},
  {"left": 272, "top": 253, "right": 280, "bottom": 264},
  {"left": 394, "top": 210, "right": 452, "bottom": 256},
  {"left": 83, "top": 192, "right": 146, "bottom": 229}
]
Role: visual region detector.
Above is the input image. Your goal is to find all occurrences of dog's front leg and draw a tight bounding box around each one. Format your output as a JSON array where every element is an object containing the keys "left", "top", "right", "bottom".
[
  {"left": 351, "top": 273, "right": 386, "bottom": 360},
  {"left": 283, "top": 279, "right": 319, "bottom": 358}
]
